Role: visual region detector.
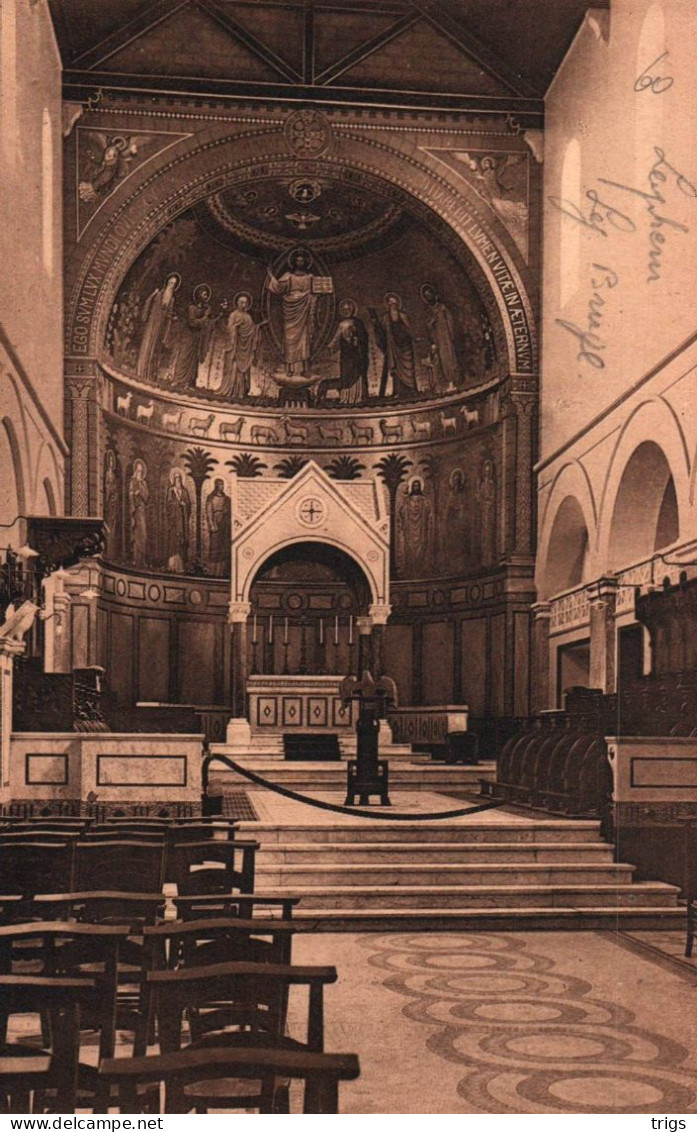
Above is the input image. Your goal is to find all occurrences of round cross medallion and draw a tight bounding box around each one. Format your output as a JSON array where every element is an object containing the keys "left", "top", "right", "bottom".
[{"left": 297, "top": 496, "right": 325, "bottom": 527}]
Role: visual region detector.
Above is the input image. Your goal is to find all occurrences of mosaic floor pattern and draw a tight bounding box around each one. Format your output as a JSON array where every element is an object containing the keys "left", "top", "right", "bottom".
[
  {"left": 354, "top": 931, "right": 697, "bottom": 1114},
  {"left": 290, "top": 930, "right": 697, "bottom": 1114}
]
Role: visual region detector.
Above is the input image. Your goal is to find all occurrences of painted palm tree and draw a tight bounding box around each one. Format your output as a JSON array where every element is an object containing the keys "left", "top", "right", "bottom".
[
  {"left": 182, "top": 446, "right": 218, "bottom": 566},
  {"left": 374, "top": 452, "right": 412, "bottom": 575},
  {"left": 324, "top": 455, "right": 366, "bottom": 481},
  {"left": 274, "top": 455, "right": 308, "bottom": 479},
  {"left": 225, "top": 452, "right": 268, "bottom": 478}
]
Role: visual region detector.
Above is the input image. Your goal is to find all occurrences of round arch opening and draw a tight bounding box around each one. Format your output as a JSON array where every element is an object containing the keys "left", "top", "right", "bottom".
[
  {"left": 247, "top": 541, "right": 372, "bottom": 676},
  {"left": 608, "top": 441, "right": 679, "bottom": 571},
  {"left": 0, "top": 419, "right": 23, "bottom": 548},
  {"left": 542, "top": 495, "right": 590, "bottom": 599}
]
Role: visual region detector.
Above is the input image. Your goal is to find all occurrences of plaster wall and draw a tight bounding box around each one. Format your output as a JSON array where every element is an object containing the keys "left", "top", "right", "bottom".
[
  {"left": 0, "top": 0, "right": 64, "bottom": 471},
  {"left": 541, "top": 0, "right": 697, "bottom": 462}
]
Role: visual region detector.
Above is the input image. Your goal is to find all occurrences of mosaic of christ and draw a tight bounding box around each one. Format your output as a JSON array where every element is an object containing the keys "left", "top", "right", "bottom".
[{"left": 105, "top": 173, "right": 497, "bottom": 409}]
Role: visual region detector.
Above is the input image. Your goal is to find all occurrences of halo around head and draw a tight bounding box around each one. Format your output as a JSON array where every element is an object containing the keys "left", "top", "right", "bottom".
[
  {"left": 193, "top": 283, "right": 211, "bottom": 302},
  {"left": 233, "top": 290, "right": 253, "bottom": 309},
  {"left": 165, "top": 272, "right": 182, "bottom": 291},
  {"left": 288, "top": 247, "right": 312, "bottom": 270},
  {"left": 133, "top": 457, "right": 147, "bottom": 476},
  {"left": 169, "top": 466, "right": 184, "bottom": 485},
  {"left": 450, "top": 467, "right": 465, "bottom": 489},
  {"left": 406, "top": 474, "right": 424, "bottom": 493},
  {"left": 420, "top": 282, "right": 437, "bottom": 303},
  {"left": 384, "top": 292, "right": 402, "bottom": 308},
  {"left": 339, "top": 298, "right": 357, "bottom": 317}
]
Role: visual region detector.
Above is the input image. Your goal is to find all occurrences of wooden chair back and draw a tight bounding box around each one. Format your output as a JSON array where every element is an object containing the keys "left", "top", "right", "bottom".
[
  {"left": 147, "top": 959, "right": 336, "bottom": 1055},
  {"left": 144, "top": 915, "right": 296, "bottom": 972},
  {"left": 82, "top": 829, "right": 166, "bottom": 844},
  {"left": 0, "top": 843, "right": 75, "bottom": 895},
  {"left": 10, "top": 820, "right": 88, "bottom": 831},
  {"left": 99, "top": 1045, "right": 360, "bottom": 1114},
  {"left": 0, "top": 921, "right": 129, "bottom": 1062},
  {"left": 86, "top": 823, "right": 167, "bottom": 839},
  {"left": 168, "top": 839, "right": 258, "bottom": 894},
  {"left": 0, "top": 974, "right": 98, "bottom": 1112},
  {"left": 34, "top": 891, "right": 167, "bottom": 930},
  {"left": 75, "top": 840, "right": 165, "bottom": 893},
  {"left": 173, "top": 893, "right": 298, "bottom": 921},
  {"left": 0, "top": 832, "right": 81, "bottom": 846}
]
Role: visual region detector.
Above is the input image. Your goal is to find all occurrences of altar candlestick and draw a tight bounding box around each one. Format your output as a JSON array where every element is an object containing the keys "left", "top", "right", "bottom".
[
  {"left": 334, "top": 615, "right": 339, "bottom": 645},
  {"left": 252, "top": 614, "right": 257, "bottom": 643},
  {"left": 268, "top": 615, "right": 273, "bottom": 643},
  {"left": 284, "top": 617, "right": 288, "bottom": 644},
  {"left": 319, "top": 617, "right": 324, "bottom": 644},
  {"left": 349, "top": 615, "right": 353, "bottom": 644}
]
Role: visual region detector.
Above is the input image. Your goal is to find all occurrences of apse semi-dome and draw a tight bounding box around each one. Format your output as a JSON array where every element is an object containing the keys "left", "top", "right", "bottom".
[{"left": 103, "top": 170, "right": 499, "bottom": 414}]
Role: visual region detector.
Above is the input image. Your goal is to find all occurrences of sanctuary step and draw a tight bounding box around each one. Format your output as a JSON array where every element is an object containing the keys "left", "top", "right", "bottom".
[
  {"left": 209, "top": 759, "right": 494, "bottom": 791},
  {"left": 228, "top": 736, "right": 416, "bottom": 760},
  {"left": 232, "top": 815, "right": 684, "bottom": 932}
]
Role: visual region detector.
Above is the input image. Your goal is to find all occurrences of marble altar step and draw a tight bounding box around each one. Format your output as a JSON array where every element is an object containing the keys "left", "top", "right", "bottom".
[
  {"left": 224, "top": 738, "right": 416, "bottom": 761},
  {"left": 275, "top": 906, "right": 686, "bottom": 932},
  {"left": 259, "top": 840, "right": 616, "bottom": 864},
  {"left": 210, "top": 759, "right": 494, "bottom": 790},
  {"left": 234, "top": 815, "right": 682, "bottom": 929},
  {"left": 236, "top": 819, "right": 605, "bottom": 844},
  {"left": 256, "top": 881, "right": 678, "bottom": 910},
  {"left": 257, "top": 862, "right": 637, "bottom": 887}
]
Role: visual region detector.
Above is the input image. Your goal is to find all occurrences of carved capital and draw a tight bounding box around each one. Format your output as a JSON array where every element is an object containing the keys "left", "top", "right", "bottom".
[
  {"left": 368, "top": 603, "right": 391, "bottom": 626},
  {"left": 65, "top": 357, "right": 100, "bottom": 380},
  {"left": 229, "top": 601, "right": 252, "bottom": 624}
]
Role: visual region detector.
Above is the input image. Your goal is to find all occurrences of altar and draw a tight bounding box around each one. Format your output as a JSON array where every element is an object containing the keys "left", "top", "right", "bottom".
[{"left": 248, "top": 674, "right": 355, "bottom": 734}]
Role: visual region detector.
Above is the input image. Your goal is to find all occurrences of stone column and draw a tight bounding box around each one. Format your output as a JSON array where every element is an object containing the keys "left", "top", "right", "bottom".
[
  {"left": 0, "top": 638, "right": 25, "bottom": 803},
  {"left": 368, "top": 603, "right": 391, "bottom": 679},
  {"left": 65, "top": 361, "right": 100, "bottom": 516},
  {"left": 372, "top": 623, "right": 386, "bottom": 678},
  {"left": 500, "top": 376, "right": 538, "bottom": 562},
  {"left": 356, "top": 615, "right": 373, "bottom": 674},
  {"left": 226, "top": 601, "right": 252, "bottom": 750},
  {"left": 589, "top": 578, "right": 618, "bottom": 694},
  {"left": 531, "top": 601, "right": 552, "bottom": 713}
]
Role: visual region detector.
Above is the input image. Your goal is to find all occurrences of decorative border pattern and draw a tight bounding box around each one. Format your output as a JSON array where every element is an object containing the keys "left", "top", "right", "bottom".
[
  {"left": 95, "top": 754, "right": 188, "bottom": 787},
  {"left": 307, "top": 697, "right": 329, "bottom": 727},
  {"left": 256, "top": 697, "right": 279, "bottom": 728},
  {"left": 25, "top": 754, "right": 69, "bottom": 787},
  {"left": 630, "top": 757, "right": 697, "bottom": 790},
  {"left": 281, "top": 696, "right": 303, "bottom": 727}
]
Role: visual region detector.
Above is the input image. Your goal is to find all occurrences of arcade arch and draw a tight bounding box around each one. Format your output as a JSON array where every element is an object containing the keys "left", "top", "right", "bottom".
[
  {"left": 0, "top": 418, "right": 24, "bottom": 546},
  {"left": 607, "top": 441, "right": 679, "bottom": 571},
  {"left": 543, "top": 495, "right": 591, "bottom": 599}
]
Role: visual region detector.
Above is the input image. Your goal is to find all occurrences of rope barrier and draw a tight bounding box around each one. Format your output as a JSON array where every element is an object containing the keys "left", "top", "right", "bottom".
[{"left": 203, "top": 753, "right": 504, "bottom": 822}]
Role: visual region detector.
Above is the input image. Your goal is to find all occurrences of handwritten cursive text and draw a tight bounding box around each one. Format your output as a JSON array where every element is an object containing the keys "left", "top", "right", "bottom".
[
  {"left": 599, "top": 148, "right": 697, "bottom": 282},
  {"left": 548, "top": 190, "right": 636, "bottom": 239},
  {"left": 555, "top": 262, "right": 619, "bottom": 371}
]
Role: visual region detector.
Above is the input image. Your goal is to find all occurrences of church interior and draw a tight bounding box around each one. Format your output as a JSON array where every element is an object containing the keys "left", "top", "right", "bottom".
[{"left": 1, "top": 0, "right": 697, "bottom": 1115}]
